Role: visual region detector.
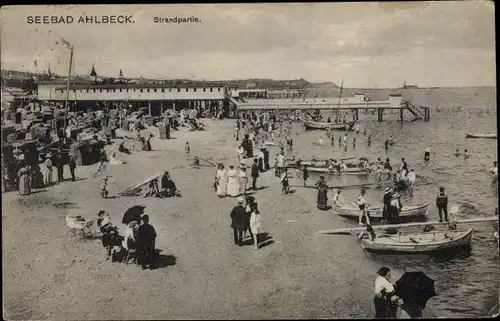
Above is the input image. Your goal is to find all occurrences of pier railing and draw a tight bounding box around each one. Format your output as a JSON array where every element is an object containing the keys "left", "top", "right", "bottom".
[{"left": 233, "top": 99, "right": 430, "bottom": 122}]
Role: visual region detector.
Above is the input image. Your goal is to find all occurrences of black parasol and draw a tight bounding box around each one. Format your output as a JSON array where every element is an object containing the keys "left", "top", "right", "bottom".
[
  {"left": 122, "top": 205, "right": 145, "bottom": 225},
  {"left": 395, "top": 271, "right": 436, "bottom": 309}
]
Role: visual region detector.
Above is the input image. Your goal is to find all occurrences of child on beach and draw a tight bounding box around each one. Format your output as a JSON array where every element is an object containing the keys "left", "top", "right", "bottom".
[
  {"left": 302, "top": 165, "right": 309, "bottom": 186},
  {"left": 101, "top": 176, "right": 109, "bottom": 199},
  {"left": 185, "top": 142, "right": 190, "bottom": 160},
  {"left": 280, "top": 168, "right": 290, "bottom": 194},
  {"left": 332, "top": 189, "right": 343, "bottom": 208},
  {"left": 376, "top": 165, "right": 382, "bottom": 181},
  {"left": 93, "top": 159, "right": 107, "bottom": 178}
]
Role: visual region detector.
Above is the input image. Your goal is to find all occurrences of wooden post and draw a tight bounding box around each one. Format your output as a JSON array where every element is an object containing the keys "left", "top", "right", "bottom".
[
  {"left": 148, "top": 101, "right": 152, "bottom": 115},
  {"left": 355, "top": 109, "right": 359, "bottom": 121},
  {"left": 400, "top": 108, "right": 404, "bottom": 122}
]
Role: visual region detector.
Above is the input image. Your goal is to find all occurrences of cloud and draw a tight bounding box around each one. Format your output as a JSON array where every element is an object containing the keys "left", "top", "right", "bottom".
[{"left": 0, "top": 2, "right": 495, "bottom": 87}]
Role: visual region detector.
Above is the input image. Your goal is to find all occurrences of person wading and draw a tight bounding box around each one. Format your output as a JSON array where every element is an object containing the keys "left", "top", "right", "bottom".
[
  {"left": 357, "top": 189, "right": 369, "bottom": 226},
  {"left": 436, "top": 186, "right": 449, "bottom": 222},
  {"left": 382, "top": 187, "right": 393, "bottom": 223}
]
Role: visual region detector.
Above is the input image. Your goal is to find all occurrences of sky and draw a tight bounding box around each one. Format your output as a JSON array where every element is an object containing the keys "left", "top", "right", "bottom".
[{"left": 0, "top": 2, "right": 496, "bottom": 87}]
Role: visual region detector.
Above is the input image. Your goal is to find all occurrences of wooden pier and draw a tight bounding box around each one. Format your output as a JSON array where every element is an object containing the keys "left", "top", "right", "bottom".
[{"left": 234, "top": 96, "right": 430, "bottom": 122}]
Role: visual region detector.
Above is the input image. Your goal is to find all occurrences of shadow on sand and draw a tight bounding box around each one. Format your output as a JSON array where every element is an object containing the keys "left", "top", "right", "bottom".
[
  {"left": 30, "top": 189, "right": 48, "bottom": 194},
  {"left": 151, "top": 254, "right": 177, "bottom": 270},
  {"left": 240, "top": 232, "right": 274, "bottom": 249}
]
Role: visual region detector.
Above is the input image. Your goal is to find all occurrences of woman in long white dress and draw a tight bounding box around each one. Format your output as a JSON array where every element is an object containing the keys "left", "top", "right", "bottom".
[
  {"left": 238, "top": 165, "right": 248, "bottom": 195},
  {"left": 226, "top": 165, "right": 240, "bottom": 197},
  {"left": 43, "top": 153, "right": 53, "bottom": 186},
  {"left": 215, "top": 164, "right": 227, "bottom": 197},
  {"left": 249, "top": 202, "right": 261, "bottom": 250},
  {"left": 122, "top": 221, "right": 137, "bottom": 251}
]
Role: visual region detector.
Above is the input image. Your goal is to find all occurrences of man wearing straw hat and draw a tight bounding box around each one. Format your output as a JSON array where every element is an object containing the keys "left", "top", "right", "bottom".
[
  {"left": 230, "top": 196, "right": 247, "bottom": 246},
  {"left": 389, "top": 192, "right": 402, "bottom": 224},
  {"left": 238, "top": 162, "right": 248, "bottom": 195},
  {"left": 43, "top": 152, "right": 53, "bottom": 186},
  {"left": 382, "top": 187, "right": 393, "bottom": 223}
]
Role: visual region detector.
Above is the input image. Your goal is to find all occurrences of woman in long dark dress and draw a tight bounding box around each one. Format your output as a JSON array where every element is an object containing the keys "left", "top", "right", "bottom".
[
  {"left": 302, "top": 165, "right": 309, "bottom": 186},
  {"left": 263, "top": 149, "right": 270, "bottom": 171},
  {"left": 315, "top": 176, "right": 329, "bottom": 210},
  {"left": 258, "top": 149, "right": 265, "bottom": 172}
]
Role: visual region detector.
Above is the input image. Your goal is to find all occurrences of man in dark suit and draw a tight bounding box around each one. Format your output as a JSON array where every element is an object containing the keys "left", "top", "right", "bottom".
[
  {"left": 251, "top": 158, "right": 259, "bottom": 190},
  {"left": 54, "top": 150, "right": 64, "bottom": 182},
  {"left": 230, "top": 197, "right": 247, "bottom": 246},
  {"left": 138, "top": 214, "right": 157, "bottom": 269},
  {"left": 68, "top": 154, "right": 76, "bottom": 181}
]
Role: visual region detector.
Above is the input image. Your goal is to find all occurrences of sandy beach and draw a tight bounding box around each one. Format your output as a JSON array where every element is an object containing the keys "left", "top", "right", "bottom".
[{"left": 2, "top": 119, "right": 394, "bottom": 319}]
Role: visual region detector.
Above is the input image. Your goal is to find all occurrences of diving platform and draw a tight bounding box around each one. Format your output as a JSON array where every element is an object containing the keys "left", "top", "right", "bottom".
[{"left": 232, "top": 94, "right": 430, "bottom": 122}]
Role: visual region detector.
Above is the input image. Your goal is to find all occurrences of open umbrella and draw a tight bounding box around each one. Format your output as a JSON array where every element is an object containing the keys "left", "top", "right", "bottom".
[
  {"left": 395, "top": 271, "right": 436, "bottom": 309},
  {"left": 122, "top": 205, "right": 145, "bottom": 225}
]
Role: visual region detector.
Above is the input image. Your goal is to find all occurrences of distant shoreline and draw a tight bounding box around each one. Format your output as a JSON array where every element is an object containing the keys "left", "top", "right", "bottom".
[{"left": 1, "top": 69, "right": 495, "bottom": 91}]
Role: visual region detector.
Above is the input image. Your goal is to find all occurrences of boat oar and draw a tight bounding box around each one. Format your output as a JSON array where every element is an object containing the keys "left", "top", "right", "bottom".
[
  {"left": 196, "top": 156, "right": 216, "bottom": 167},
  {"left": 318, "top": 216, "right": 499, "bottom": 235}
]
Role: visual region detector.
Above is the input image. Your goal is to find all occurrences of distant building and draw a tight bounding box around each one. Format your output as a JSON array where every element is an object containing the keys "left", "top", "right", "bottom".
[{"left": 36, "top": 81, "right": 239, "bottom": 117}]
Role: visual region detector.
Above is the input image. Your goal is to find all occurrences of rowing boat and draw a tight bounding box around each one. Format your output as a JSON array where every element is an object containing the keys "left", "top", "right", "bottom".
[
  {"left": 337, "top": 203, "right": 429, "bottom": 221},
  {"left": 288, "top": 160, "right": 372, "bottom": 168},
  {"left": 306, "top": 167, "right": 370, "bottom": 175},
  {"left": 328, "top": 180, "right": 392, "bottom": 189},
  {"left": 287, "top": 156, "right": 357, "bottom": 163},
  {"left": 318, "top": 216, "right": 498, "bottom": 235},
  {"left": 465, "top": 133, "right": 497, "bottom": 139},
  {"left": 361, "top": 228, "right": 474, "bottom": 253},
  {"left": 304, "top": 121, "right": 355, "bottom": 131}
]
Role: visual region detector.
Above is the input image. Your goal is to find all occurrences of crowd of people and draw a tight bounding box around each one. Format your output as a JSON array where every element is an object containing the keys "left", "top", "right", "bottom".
[
  {"left": 7, "top": 146, "right": 80, "bottom": 196},
  {"left": 97, "top": 210, "right": 158, "bottom": 270}
]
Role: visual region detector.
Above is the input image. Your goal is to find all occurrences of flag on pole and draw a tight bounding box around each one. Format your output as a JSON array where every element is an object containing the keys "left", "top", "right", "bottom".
[{"left": 34, "top": 60, "right": 37, "bottom": 68}]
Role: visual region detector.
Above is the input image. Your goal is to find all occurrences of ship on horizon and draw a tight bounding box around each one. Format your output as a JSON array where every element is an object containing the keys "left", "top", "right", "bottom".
[{"left": 401, "top": 80, "right": 420, "bottom": 89}]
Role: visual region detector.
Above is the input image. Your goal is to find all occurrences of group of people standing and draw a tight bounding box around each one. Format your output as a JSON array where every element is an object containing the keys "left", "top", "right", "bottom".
[
  {"left": 230, "top": 196, "right": 262, "bottom": 250},
  {"left": 15, "top": 149, "right": 78, "bottom": 196},
  {"left": 382, "top": 187, "right": 403, "bottom": 224},
  {"left": 98, "top": 211, "right": 158, "bottom": 270},
  {"left": 215, "top": 162, "right": 256, "bottom": 197},
  {"left": 375, "top": 157, "right": 416, "bottom": 194},
  {"left": 374, "top": 266, "right": 423, "bottom": 318}
]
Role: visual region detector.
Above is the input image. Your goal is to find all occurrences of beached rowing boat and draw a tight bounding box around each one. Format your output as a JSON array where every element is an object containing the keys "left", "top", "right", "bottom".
[
  {"left": 465, "top": 133, "right": 497, "bottom": 139},
  {"left": 337, "top": 203, "right": 429, "bottom": 221},
  {"left": 304, "top": 121, "right": 355, "bottom": 131},
  {"left": 361, "top": 228, "right": 474, "bottom": 253}
]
